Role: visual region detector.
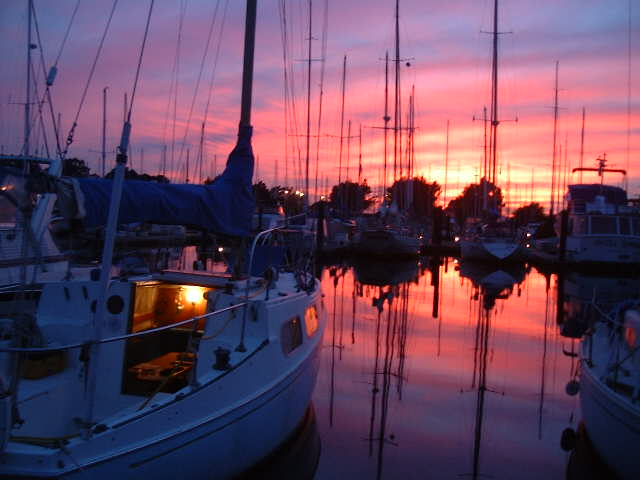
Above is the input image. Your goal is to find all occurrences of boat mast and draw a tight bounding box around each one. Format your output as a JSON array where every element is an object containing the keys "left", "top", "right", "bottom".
[
  {"left": 444, "top": 119, "right": 449, "bottom": 208},
  {"left": 338, "top": 54, "right": 346, "bottom": 184},
  {"left": 383, "top": 51, "right": 390, "bottom": 202},
  {"left": 393, "top": 0, "right": 400, "bottom": 183},
  {"left": 305, "top": 0, "right": 312, "bottom": 197},
  {"left": 102, "top": 87, "right": 108, "bottom": 176},
  {"left": 550, "top": 61, "right": 559, "bottom": 216},
  {"left": 24, "top": 0, "right": 33, "bottom": 157},
  {"left": 239, "top": 0, "right": 257, "bottom": 128},
  {"left": 489, "top": 0, "right": 499, "bottom": 189},
  {"left": 579, "top": 107, "right": 585, "bottom": 184}
]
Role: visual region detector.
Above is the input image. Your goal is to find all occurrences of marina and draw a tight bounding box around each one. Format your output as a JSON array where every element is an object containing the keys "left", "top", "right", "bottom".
[{"left": 0, "top": 0, "right": 638, "bottom": 478}]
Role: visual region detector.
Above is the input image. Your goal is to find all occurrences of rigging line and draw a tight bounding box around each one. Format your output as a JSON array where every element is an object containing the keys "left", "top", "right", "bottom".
[
  {"left": 62, "top": 0, "right": 119, "bottom": 157},
  {"left": 201, "top": 0, "right": 230, "bottom": 134},
  {"left": 169, "top": 0, "right": 189, "bottom": 181},
  {"left": 126, "top": 0, "right": 155, "bottom": 125},
  {"left": 175, "top": 0, "right": 222, "bottom": 178},
  {"left": 30, "top": 4, "right": 62, "bottom": 158},
  {"left": 314, "top": 0, "right": 329, "bottom": 199},
  {"left": 278, "top": 0, "right": 289, "bottom": 186},
  {"left": 53, "top": 0, "right": 81, "bottom": 67}
]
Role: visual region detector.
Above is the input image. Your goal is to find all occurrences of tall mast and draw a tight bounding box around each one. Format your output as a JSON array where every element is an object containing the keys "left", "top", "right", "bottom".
[
  {"left": 338, "top": 55, "right": 346, "bottom": 184},
  {"left": 305, "top": 0, "right": 312, "bottom": 196},
  {"left": 102, "top": 87, "right": 108, "bottom": 176},
  {"left": 579, "top": 107, "right": 585, "bottom": 183},
  {"left": 489, "top": 0, "right": 499, "bottom": 186},
  {"left": 239, "top": 0, "right": 257, "bottom": 128},
  {"left": 346, "top": 119, "right": 351, "bottom": 181},
  {"left": 482, "top": 106, "right": 488, "bottom": 212},
  {"left": 444, "top": 119, "right": 449, "bottom": 208},
  {"left": 314, "top": 0, "right": 328, "bottom": 202},
  {"left": 393, "top": 0, "right": 400, "bottom": 182},
  {"left": 383, "top": 51, "right": 390, "bottom": 201},
  {"left": 358, "top": 123, "right": 362, "bottom": 185},
  {"left": 24, "top": 0, "right": 33, "bottom": 156},
  {"left": 550, "top": 61, "right": 559, "bottom": 216}
]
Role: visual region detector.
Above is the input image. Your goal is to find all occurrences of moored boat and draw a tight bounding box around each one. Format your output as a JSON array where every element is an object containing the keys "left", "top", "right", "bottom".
[
  {"left": 563, "top": 156, "right": 639, "bottom": 265},
  {"left": 579, "top": 304, "right": 640, "bottom": 479}
]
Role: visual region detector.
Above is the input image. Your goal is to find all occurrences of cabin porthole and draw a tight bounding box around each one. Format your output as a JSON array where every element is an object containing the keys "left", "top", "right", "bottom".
[{"left": 107, "top": 295, "right": 125, "bottom": 315}]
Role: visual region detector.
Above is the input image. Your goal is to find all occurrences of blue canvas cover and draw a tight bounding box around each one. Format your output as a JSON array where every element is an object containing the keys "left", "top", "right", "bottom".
[{"left": 76, "top": 126, "right": 255, "bottom": 236}]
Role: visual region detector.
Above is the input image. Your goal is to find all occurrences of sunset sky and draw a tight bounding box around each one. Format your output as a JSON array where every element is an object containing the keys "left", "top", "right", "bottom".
[{"left": 1, "top": 0, "right": 637, "bottom": 211}]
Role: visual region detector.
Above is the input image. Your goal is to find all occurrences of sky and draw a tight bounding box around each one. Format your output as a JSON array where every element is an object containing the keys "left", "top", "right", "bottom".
[{"left": 0, "top": 0, "right": 638, "bottom": 211}]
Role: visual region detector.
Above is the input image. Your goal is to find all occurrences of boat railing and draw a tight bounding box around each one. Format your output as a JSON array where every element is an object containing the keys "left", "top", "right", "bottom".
[{"left": 0, "top": 301, "right": 247, "bottom": 354}]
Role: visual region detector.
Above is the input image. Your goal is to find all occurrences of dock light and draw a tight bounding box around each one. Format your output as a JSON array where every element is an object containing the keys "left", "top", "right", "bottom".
[
  {"left": 284, "top": 190, "right": 289, "bottom": 194},
  {"left": 454, "top": 236, "right": 460, "bottom": 242},
  {"left": 217, "top": 246, "right": 224, "bottom": 253},
  {"left": 526, "top": 243, "right": 531, "bottom": 248},
  {"left": 184, "top": 286, "right": 204, "bottom": 305},
  {"left": 526, "top": 232, "right": 532, "bottom": 238},
  {"left": 320, "top": 195, "right": 326, "bottom": 201}
]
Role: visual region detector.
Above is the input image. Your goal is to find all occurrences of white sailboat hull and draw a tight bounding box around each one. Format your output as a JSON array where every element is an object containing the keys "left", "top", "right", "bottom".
[
  {"left": 460, "top": 238, "right": 522, "bottom": 262},
  {"left": 3, "top": 340, "right": 322, "bottom": 480},
  {"left": 0, "top": 276, "right": 326, "bottom": 480},
  {"left": 580, "top": 359, "right": 640, "bottom": 480}
]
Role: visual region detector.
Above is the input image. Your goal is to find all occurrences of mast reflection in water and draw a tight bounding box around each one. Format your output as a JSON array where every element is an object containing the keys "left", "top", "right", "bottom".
[{"left": 312, "top": 258, "right": 578, "bottom": 479}]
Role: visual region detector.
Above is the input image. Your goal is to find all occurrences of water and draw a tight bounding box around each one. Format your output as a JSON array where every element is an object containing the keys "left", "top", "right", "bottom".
[{"left": 308, "top": 259, "right": 606, "bottom": 480}]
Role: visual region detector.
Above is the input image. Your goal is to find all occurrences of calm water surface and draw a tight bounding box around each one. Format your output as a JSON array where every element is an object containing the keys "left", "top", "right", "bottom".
[{"left": 309, "top": 259, "right": 615, "bottom": 480}]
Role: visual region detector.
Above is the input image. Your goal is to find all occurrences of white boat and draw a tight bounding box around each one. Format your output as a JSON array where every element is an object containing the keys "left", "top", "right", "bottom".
[
  {"left": 564, "top": 156, "right": 639, "bottom": 265},
  {"left": 0, "top": 2, "right": 326, "bottom": 478},
  {"left": 459, "top": 221, "right": 524, "bottom": 262},
  {"left": 580, "top": 305, "right": 640, "bottom": 479},
  {"left": 0, "top": 264, "right": 325, "bottom": 479},
  {"left": 460, "top": 236, "right": 523, "bottom": 262}
]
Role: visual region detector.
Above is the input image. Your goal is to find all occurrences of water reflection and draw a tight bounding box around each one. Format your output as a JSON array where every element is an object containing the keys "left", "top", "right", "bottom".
[{"left": 314, "top": 258, "right": 577, "bottom": 479}]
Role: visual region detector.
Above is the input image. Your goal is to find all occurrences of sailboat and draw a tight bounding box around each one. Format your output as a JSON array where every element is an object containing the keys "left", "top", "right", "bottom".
[
  {"left": 459, "top": 0, "right": 523, "bottom": 263},
  {"left": 0, "top": 2, "right": 326, "bottom": 478},
  {"left": 579, "top": 303, "right": 640, "bottom": 479},
  {"left": 351, "top": 0, "right": 422, "bottom": 259}
]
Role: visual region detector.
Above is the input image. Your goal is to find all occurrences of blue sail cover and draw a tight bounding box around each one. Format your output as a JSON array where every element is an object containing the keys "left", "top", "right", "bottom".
[{"left": 76, "top": 126, "right": 255, "bottom": 236}]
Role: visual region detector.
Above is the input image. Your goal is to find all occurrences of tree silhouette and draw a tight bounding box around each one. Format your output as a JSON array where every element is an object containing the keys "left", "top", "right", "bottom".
[
  {"left": 447, "top": 178, "right": 503, "bottom": 227},
  {"left": 329, "top": 180, "right": 373, "bottom": 216}
]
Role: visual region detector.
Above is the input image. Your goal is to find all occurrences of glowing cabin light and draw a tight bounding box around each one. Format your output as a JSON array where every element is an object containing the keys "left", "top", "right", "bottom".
[{"left": 184, "top": 286, "right": 204, "bottom": 305}]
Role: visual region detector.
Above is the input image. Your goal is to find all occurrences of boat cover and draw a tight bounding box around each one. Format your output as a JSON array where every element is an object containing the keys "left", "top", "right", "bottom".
[{"left": 75, "top": 126, "right": 255, "bottom": 236}]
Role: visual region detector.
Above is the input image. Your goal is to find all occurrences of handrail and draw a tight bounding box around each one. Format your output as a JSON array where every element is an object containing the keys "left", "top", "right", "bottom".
[
  {"left": 236, "top": 212, "right": 307, "bottom": 351},
  {"left": 0, "top": 301, "right": 247, "bottom": 353},
  {"left": 246, "top": 212, "right": 307, "bottom": 278}
]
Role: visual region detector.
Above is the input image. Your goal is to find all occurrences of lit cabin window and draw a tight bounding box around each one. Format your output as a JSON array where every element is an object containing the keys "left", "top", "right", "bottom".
[
  {"left": 305, "top": 305, "right": 318, "bottom": 337},
  {"left": 132, "top": 283, "right": 210, "bottom": 333},
  {"left": 281, "top": 317, "right": 303, "bottom": 355},
  {"left": 590, "top": 216, "right": 617, "bottom": 235}
]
